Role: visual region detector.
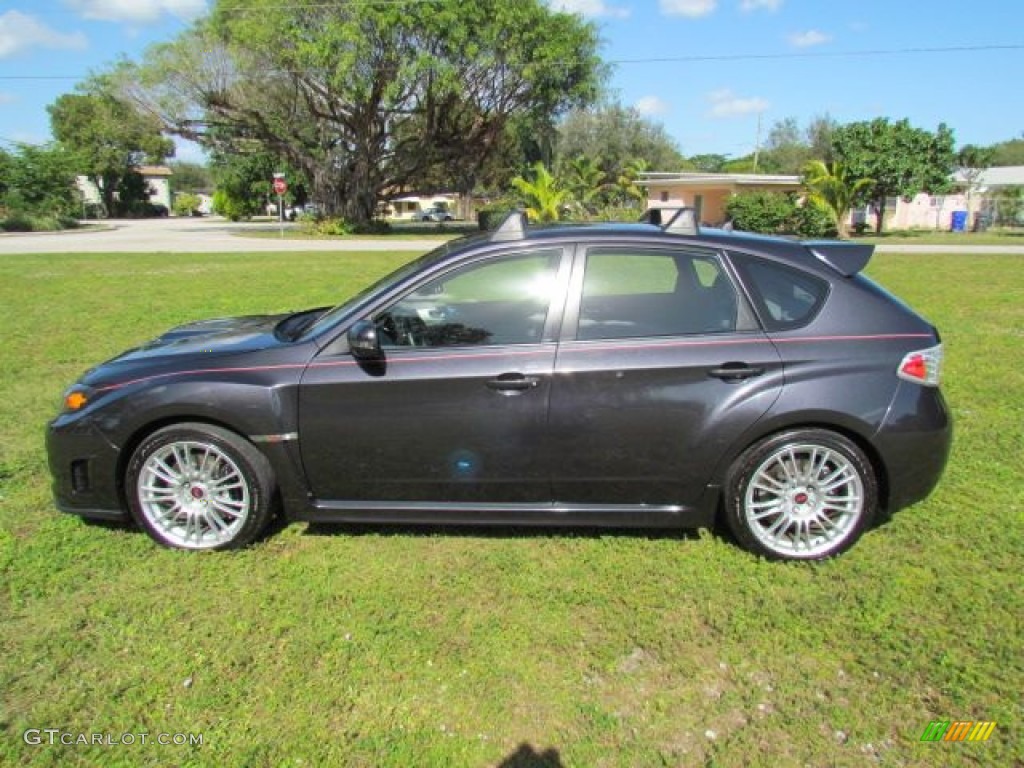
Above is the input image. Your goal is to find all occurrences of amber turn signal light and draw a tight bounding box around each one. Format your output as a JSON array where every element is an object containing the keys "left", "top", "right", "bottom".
[{"left": 65, "top": 391, "right": 89, "bottom": 411}]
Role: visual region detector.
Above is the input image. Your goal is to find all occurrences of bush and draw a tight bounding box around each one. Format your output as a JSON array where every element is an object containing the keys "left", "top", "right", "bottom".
[
  {"left": 790, "top": 202, "right": 837, "bottom": 238},
  {"left": 211, "top": 189, "right": 254, "bottom": 222},
  {"left": 310, "top": 217, "right": 353, "bottom": 236},
  {"left": 725, "top": 192, "right": 838, "bottom": 238},
  {"left": 173, "top": 193, "right": 202, "bottom": 217},
  {"left": 0, "top": 213, "right": 34, "bottom": 232},
  {"left": 352, "top": 219, "right": 391, "bottom": 235},
  {"left": 725, "top": 192, "right": 795, "bottom": 234}
]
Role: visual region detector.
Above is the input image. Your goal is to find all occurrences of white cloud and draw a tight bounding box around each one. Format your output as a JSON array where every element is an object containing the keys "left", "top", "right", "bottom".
[
  {"left": 550, "top": 0, "right": 631, "bottom": 18},
  {"left": 635, "top": 95, "right": 669, "bottom": 116},
  {"left": 659, "top": 0, "right": 717, "bottom": 18},
  {"left": 740, "top": 0, "right": 781, "bottom": 11},
  {"left": 789, "top": 29, "right": 832, "bottom": 48},
  {"left": 65, "top": 0, "right": 208, "bottom": 25},
  {"left": 707, "top": 89, "right": 768, "bottom": 118},
  {"left": 0, "top": 11, "right": 87, "bottom": 58},
  {"left": 0, "top": 92, "right": 15, "bottom": 105}
]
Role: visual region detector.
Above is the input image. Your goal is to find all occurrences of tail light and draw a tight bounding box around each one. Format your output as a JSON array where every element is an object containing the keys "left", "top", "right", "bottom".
[{"left": 898, "top": 343, "right": 943, "bottom": 387}]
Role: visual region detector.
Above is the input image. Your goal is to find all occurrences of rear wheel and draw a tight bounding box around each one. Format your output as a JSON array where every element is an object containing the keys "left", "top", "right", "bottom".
[
  {"left": 724, "top": 429, "right": 877, "bottom": 560},
  {"left": 126, "top": 423, "right": 276, "bottom": 550}
]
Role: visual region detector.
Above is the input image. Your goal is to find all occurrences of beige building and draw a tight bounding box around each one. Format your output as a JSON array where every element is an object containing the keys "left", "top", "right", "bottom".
[
  {"left": 75, "top": 165, "right": 173, "bottom": 214},
  {"left": 638, "top": 172, "right": 802, "bottom": 225}
]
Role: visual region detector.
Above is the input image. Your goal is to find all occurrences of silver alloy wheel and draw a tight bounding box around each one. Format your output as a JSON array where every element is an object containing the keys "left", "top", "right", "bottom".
[
  {"left": 136, "top": 440, "right": 251, "bottom": 550},
  {"left": 743, "top": 443, "right": 864, "bottom": 558}
]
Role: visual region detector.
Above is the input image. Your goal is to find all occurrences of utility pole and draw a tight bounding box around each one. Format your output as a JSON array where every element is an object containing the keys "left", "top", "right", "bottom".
[{"left": 752, "top": 111, "right": 763, "bottom": 173}]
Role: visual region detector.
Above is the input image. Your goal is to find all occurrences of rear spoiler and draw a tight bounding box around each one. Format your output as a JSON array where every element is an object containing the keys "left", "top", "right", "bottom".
[{"left": 804, "top": 241, "right": 874, "bottom": 277}]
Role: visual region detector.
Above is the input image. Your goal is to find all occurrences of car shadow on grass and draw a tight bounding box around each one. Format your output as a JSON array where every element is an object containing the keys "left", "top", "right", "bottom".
[{"left": 300, "top": 519, "right": 705, "bottom": 544}]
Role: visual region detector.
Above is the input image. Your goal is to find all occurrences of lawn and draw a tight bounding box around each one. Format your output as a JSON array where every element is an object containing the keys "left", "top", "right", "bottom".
[
  {"left": 0, "top": 249, "right": 1021, "bottom": 767},
  {"left": 856, "top": 228, "right": 1024, "bottom": 246}
]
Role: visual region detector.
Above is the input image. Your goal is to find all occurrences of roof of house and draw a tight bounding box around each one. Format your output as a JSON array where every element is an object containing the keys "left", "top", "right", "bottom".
[
  {"left": 136, "top": 165, "right": 173, "bottom": 177},
  {"left": 951, "top": 165, "right": 1024, "bottom": 188},
  {"left": 637, "top": 171, "right": 801, "bottom": 187}
]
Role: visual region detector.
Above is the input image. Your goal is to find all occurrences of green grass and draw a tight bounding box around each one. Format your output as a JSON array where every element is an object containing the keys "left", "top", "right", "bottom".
[
  {"left": 857, "top": 228, "right": 1024, "bottom": 245},
  {"left": 1, "top": 250, "right": 1021, "bottom": 767}
]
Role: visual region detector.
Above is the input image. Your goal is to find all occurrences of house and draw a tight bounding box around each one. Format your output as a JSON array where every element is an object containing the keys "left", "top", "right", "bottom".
[
  {"left": 75, "top": 165, "right": 173, "bottom": 214},
  {"left": 637, "top": 172, "right": 803, "bottom": 225},
  {"left": 382, "top": 193, "right": 462, "bottom": 220},
  {"left": 641, "top": 166, "right": 1024, "bottom": 232}
]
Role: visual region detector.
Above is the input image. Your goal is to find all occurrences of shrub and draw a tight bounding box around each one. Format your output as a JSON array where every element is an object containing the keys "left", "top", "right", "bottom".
[
  {"left": 173, "top": 193, "right": 202, "bottom": 217},
  {"left": 211, "top": 189, "right": 254, "bottom": 222},
  {"left": 725, "top": 192, "right": 794, "bottom": 234},
  {"left": 352, "top": 219, "right": 391, "bottom": 235},
  {"left": 0, "top": 213, "right": 34, "bottom": 232},
  {"left": 790, "top": 201, "right": 837, "bottom": 238},
  {"left": 313, "top": 217, "right": 354, "bottom": 236}
]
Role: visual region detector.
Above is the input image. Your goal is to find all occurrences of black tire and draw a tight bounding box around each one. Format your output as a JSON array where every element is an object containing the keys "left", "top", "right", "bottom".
[
  {"left": 724, "top": 429, "right": 877, "bottom": 560},
  {"left": 125, "top": 422, "right": 277, "bottom": 550}
]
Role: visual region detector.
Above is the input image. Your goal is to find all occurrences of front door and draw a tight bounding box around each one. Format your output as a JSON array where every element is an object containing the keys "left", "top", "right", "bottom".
[{"left": 298, "top": 248, "right": 569, "bottom": 503}]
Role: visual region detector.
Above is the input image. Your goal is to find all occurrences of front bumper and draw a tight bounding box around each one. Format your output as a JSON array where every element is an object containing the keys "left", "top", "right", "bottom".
[{"left": 46, "top": 415, "right": 129, "bottom": 522}]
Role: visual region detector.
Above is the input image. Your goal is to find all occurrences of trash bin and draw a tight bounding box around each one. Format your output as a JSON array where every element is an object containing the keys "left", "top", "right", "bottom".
[{"left": 951, "top": 210, "right": 968, "bottom": 232}]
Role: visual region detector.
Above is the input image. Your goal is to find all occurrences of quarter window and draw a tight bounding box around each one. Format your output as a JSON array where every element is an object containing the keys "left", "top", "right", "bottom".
[
  {"left": 374, "top": 250, "right": 561, "bottom": 348},
  {"left": 731, "top": 254, "right": 828, "bottom": 330},
  {"left": 577, "top": 248, "right": 738, "bottom": 340}
]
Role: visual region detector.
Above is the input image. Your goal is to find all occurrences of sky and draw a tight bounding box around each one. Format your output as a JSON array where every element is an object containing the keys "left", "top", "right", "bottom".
[{"left": 0, "top": 0, "right": 1022, "bottom": 166}]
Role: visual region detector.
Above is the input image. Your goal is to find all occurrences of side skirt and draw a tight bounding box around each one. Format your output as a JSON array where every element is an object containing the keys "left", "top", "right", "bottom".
[{"left": 294, "top": 499, "right": 717, "bottom": 529}]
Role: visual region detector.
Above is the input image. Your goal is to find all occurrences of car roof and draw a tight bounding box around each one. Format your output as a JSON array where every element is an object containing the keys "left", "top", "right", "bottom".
[{"left": 446, "top": 214, "right": 873, "bottom": 278}]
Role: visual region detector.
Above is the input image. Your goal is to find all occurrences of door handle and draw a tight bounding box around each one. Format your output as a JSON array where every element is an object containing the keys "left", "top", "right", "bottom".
[
  {"left": 486, "top": 373, "right": 540, "bottom": 392},
  {"left": 708, "top": 362, "right": 765, "bottom": 381}
]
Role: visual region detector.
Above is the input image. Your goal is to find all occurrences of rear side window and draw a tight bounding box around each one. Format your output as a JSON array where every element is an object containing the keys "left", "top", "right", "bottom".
[
  {"left": 577, "top": 248, "right": 738, "bottom": 340},
  {"left": 731, "top": 253, "right": 829, "bottom": 331}
]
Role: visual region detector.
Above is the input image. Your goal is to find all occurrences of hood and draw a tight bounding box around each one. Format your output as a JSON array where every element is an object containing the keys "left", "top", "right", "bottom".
[{"left": 108, "top": 314, "right": 288, "bottom": 364}]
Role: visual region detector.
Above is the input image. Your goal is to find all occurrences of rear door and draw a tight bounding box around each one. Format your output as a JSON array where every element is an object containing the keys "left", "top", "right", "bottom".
[{"left": 547, "top": 244, "right": 784, "bottom": 506}]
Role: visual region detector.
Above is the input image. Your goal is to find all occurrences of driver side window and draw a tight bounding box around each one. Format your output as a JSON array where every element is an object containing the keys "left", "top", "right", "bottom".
[{"left": 373, "top": 250, "right": 562, "bottom": 348}]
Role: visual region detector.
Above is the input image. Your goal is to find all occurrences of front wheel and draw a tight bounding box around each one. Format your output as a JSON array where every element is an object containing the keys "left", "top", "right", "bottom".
[
  {"left": 724, "top": 429, "right": 878, "bottom": 560},
  {"left": 126, "top": 423, "right": 277, "bottom": 550}
]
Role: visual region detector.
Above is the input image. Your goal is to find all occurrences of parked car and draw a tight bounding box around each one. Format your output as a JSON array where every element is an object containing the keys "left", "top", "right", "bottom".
[
  {"left": 47, "top": 211, "right": 951, "bottom": 558},
  {"left": 420, "top": 206, "right": 454, "bottom": 222}
]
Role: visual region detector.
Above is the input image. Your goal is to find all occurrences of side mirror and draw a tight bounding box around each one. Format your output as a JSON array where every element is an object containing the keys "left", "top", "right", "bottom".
[{"left": 348, "top": 319, "right": 382, "bottom": 360}]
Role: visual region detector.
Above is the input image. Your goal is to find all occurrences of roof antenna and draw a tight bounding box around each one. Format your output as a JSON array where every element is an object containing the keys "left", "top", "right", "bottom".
[{"left": 490, "top": 210, "right": 527, "bottom": 242}]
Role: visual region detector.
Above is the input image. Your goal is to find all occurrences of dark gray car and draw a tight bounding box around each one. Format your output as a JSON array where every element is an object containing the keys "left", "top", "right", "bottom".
[{"left": 47, "top": 211, "right": 951, "bottom": 559}]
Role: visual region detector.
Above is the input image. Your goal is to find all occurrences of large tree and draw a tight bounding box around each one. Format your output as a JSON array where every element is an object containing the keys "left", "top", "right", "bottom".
[
  {"left": 48, "top": 84, "right": 174, "bottom": 216},
  {"left": 0, "top": 143, "right": 79, "bottom": 216},
  {"left": 987, "top": 133, "right": 1024, "bottom": 166},
  {"left": 554, "top": 103, "right": 686, "bottom": 181},
  {"left": 831, "top": 118, "right": 956, "bottom": 233},
  {"left": 758, "top": 114, "right": 836, "bottom": 174},
  {"left": 120, "top": 0, "right": 601, "bottom": 224}
]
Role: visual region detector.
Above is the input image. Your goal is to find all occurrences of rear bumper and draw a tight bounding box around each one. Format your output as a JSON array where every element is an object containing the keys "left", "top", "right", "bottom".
[
  {"left": 46, "top": 416, "right": 129, "bottom": 522},
  {"left": 874, "top": 382, "right": 952, "bottom": 512}
]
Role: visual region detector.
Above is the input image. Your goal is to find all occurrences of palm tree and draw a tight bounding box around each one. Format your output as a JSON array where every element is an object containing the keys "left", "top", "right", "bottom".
[
  {"left": 511, "top": 162, "right": 569, "bottom": 223},
  {"left": 802, "top": 160, "right": 873, "bottom": 238},
  {"left": 616, "top": 157, "right": 649, "bottom": 208},
  {"left": 563, "top": 155, "right": 606, "bottom": 217}
]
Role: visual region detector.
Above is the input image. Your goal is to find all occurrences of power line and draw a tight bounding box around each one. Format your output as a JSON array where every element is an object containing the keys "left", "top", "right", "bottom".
[
  {"left": 0, "top": 42, "right": 1019, "bottom": 81},
  {"left": 612, "top": 43, "right": 1024, "bottom": 64}
]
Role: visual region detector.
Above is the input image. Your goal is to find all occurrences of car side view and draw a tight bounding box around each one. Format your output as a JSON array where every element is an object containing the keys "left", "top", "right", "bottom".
[{"left": 47, "top": 211, "right": 951, "bottom": 559}]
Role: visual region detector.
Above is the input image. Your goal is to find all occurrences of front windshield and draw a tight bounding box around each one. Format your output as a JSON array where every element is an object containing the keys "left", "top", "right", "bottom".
[{"left": 298, "top": 242, "right": 457, "bottom": 339}]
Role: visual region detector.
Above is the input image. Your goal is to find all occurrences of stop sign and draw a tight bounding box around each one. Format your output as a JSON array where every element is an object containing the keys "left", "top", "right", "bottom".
[{"left": 273, "top": 178, "right": 287, "bottom": 195}]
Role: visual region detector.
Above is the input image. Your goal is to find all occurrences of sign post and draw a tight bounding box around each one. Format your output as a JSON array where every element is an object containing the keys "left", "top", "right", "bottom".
[{"left": 272, "top": 173, "right": 288, "bottom": 237}]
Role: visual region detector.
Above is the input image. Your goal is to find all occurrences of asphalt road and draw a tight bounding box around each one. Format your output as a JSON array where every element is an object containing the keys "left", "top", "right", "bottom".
[
  {"left": 2, "top": 217, "right": 1024, "bottom": 254},
  {"left": 0, "top": 217, "right": 442, "bottom": 254}
]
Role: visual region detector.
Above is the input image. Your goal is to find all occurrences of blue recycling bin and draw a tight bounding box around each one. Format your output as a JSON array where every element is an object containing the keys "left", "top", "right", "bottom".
[{"left": 951, "top": 210, "right": 968, "bottom": 232}]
